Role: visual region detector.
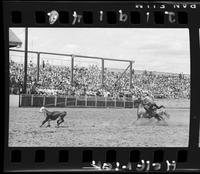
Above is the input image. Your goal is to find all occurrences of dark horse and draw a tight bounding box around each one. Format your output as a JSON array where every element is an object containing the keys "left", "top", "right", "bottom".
[{"left": 135, "top": 98, "right": 169, "bottom": 121}]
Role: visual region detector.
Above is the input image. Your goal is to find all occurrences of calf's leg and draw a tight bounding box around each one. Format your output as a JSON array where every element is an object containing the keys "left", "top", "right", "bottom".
[
  {"left": 40, "top": 119, "right": 48, "bottom": 127},
  {"left": 58, "top": 119, "right": 64, "bottom": 125},
  {"left": 56, "top": 119, "right": 61, "bottom": 127},
  {"left": 57, "top": 118, "right": 64, "bottom": 127},
  {"left": 46, "top": 120, "right": 51, "bottom": 127}
]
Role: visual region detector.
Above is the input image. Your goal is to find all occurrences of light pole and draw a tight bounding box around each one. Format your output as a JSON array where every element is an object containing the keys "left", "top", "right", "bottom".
[{"left": 23, "top": 27, "right": 28, "bottom": 94}]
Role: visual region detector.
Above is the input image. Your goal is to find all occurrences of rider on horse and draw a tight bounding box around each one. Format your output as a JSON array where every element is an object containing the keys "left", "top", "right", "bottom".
[{"left": 141, "top": 91, "right": 164, "bottom": 120}]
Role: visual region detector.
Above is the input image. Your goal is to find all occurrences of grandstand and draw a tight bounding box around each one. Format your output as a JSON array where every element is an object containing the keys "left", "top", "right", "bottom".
[{"left": 9, "top": 49, "right": 190, "bottom": 107}]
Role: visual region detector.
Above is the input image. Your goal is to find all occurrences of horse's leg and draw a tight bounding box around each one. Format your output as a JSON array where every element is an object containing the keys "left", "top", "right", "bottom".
[
  {"left": 163, "top": 112, "right": 170, "bottom": 119},
  {"left": 147, "top": 113, "right": 151, "bottom": 119},
  {"left": 133, "top": 114, "right": 139, "bottom": 125},
  {"left": 161, "top": 115, "right": 165, "bottom": 121},
  {"left": 155, "top": 114, "right": 163, "bottom": 121},
  {"left": 40, "top": 119, "right": 48, "bottom": 127},
  {"left": 143, "top": 111, "right": 151, "bottom": 119}
]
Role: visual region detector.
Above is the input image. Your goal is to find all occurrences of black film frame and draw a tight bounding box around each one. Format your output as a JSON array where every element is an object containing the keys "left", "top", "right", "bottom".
[{"left": 3, "top": 0, "right": 200, "bottom": 172}]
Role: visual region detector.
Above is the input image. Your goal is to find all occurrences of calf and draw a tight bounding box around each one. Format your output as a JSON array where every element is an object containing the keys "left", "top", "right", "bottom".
[{"left": 39, "top": 107, "right": 67, "bottom": 127}]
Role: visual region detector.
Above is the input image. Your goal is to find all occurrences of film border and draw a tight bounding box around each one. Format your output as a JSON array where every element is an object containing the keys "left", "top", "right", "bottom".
[{"left": 3, "top": 1, "right": 200, "bottom": 172}]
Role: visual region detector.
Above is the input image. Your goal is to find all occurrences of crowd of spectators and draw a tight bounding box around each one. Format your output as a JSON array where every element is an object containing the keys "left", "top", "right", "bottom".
[{"left": 9, "top": 59, "right": 190, "bottom": 99}]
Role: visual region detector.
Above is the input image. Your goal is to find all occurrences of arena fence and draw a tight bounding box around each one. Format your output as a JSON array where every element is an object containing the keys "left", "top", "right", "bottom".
[{"left": 19, "top": 94, "right": 138, "bottom": 108}]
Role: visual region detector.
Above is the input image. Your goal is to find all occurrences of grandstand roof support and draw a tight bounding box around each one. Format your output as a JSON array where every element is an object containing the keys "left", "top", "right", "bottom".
[
  {"left": 9, "top": 49, "right": 134, "bottom": 63},
  {"left": 129, "top": 61, "right": 133, "bottom": 89},
  {"left": 10, "top": 49, "right": 135, "bottom": 91},
  {"left": 113, "top": 64, "right": 130, "bottom": 88},
  {"left": 101, "top": 59, "right": 104, "bottom": 88},
  {"left": 37, "top": 53, "right": 40, "bottom": 81},
  {"left": 23, "top": 27, "right": 28, "bottom": 94},
  {"left": 71, "top": 55, "right": 74, "bottom": 86}
]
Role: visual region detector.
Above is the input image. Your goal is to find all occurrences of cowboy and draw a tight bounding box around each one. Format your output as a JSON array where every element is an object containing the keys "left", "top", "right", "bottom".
[{"left": 142, "top": 92, "right": 164, "bottom": 119}]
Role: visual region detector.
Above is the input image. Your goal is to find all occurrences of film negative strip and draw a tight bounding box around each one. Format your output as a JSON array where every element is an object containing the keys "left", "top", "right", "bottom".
[{"left": 3, "top": 0, "right": 200, "bottom": 172}]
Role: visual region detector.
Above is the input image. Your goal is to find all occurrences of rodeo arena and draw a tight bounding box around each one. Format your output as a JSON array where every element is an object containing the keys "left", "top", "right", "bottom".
[{"left": 9, "top": 29, "right": 190, "bottom": 147}]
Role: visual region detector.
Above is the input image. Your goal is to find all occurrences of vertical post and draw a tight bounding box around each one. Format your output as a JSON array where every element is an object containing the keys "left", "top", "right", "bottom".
[
  {"left": 75, "top": 96, "right": 77, "bottom": 107},
  {"left": 65, "top": 96, "right": 67, "bottom": 107},
  {"left": 85, "top": 95, "right": 87, "bottom": 107},
  {"left": 37, "top": 53, "right": 40, "bottom": 81},
  {"left": 123, "top": 96, "right": 126, "bottom": 108},
  {"left": 55, "top": 96, "right": 57, "bottom": 107},
  {"left": 95, "top": 95, "right": 97, "bottom": 108},
  {"left": 101, "top": 59, "right": 104, "bottom": 88},
  {"left": 131, "top": 96, "right": 134, "bottom": 108},
  {"left": 129, "top": 61, "right": 133, "bottom": 90},
  {"left": 31, "top": 94, "right": 33, "bottom": 106},
  {"left": 19, "top": 94, "right": 22, "bottom": 107},
  {"left": 43, "top": 96, "right": 45, "bottom": 106},
  {"left": 71, "top": 55, "right": 74, "bottom": 86},
  {"left": 23, "top": 27, "right": 28, "bottom": 94}
]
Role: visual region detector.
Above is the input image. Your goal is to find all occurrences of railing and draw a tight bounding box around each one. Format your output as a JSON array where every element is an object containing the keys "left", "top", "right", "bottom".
[{"left": 19, "top": 94, "right": 136, "bottom": 108}]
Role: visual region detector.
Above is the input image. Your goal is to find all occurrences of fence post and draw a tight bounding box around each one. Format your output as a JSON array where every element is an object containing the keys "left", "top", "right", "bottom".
[
  {"left": 19, "top": 94, "right": 22, "bottom": 107},
  {"left": 55, "top": 96, "right": 57, "bottom": 107},
  {"left": 132, "top": 98, "right": 134, "bottom": 108},
  {"left": 115, "top": 97, "right": 117, "bottom": 108},
  {"left": 65, "top": 96, "right": 67, "bottom": 107},
  {"left": 95, "top": 96, "right": 97, "bottom": 108},
  {"left": 123, "top": 96, "right": 126, "bottom": 108},
  {"left": 85, "top": 95, "right": 87, "bottom": 107},
  {"left": 75, "top": 96, "right": 77, "bottom": 107},
  {"left": 43, "top": 96, "right": 45, "bottom": 106},
  {"left": 31, "top": 94, "right": 33, "bottom": 106},
  {"left": 105, "top": 97, "right": 107, "bottom": 108}
]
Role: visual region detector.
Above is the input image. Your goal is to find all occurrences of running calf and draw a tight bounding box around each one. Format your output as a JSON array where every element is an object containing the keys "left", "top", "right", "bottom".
[{"left": 39, "top": 107, "right": 67, "bottom": 127}]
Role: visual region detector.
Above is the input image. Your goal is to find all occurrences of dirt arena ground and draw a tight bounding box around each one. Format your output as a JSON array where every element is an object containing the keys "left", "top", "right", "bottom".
[{"left": 9, "top": 97, "right": 190, "bottom": 147}]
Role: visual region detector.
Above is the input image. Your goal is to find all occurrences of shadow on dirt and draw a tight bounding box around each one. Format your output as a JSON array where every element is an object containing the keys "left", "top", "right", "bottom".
[{"left": 133, "top": 118, "right": 169, "bottom": 126}]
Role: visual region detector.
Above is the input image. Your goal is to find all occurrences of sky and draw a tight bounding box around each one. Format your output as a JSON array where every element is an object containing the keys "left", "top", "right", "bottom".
[{"left": 10, "top": 28, "right": 190, "bottom": 74}]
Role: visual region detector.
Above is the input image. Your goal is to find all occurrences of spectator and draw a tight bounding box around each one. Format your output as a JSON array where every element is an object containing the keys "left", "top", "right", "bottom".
[{"left": 9, "top": 59, "right": 190, "bottom": 99}]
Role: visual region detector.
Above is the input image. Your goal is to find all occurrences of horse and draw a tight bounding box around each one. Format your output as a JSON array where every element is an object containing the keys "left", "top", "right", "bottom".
[{"left": 135, "top": 97, "right": 169, "bottom": 121}]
